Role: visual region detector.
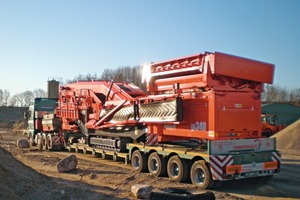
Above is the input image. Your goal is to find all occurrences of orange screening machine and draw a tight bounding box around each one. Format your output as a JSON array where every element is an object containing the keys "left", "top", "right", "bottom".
[{"left": 143, "top": 51, "right": 274, "bottom": 143}]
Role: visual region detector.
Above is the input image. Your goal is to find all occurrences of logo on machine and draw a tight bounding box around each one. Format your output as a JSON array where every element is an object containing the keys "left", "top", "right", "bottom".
[
  {"left": 191, "top": 121, "right": 207, "bottom": 131},
  {"left": 232, "top": 139, "right": 262, "bottom": 151}
]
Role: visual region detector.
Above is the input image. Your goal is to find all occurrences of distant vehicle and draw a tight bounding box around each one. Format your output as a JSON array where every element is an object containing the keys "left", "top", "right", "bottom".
[{"left": 261, "top": 114, "right": 286, "bottom": 137}]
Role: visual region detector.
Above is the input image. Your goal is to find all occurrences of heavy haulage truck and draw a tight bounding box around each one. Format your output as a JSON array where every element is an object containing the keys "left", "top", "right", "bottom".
[{"left": 25, "top": 51, "right": 281, "bottom": 189}]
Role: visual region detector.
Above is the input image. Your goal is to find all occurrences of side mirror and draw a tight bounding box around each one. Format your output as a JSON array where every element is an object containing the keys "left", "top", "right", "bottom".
[
  {"left": 24, "top": 111, "right": 28, "bottom": 119},
  {"left": 24, "top": 111, "right": 31, "bottom": 120}
]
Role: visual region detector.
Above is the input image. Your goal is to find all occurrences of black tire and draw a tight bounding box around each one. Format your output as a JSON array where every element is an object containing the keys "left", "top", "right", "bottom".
[
  {"left": 46, "top": 134, "right": 52, "bottom": 150},
  {"left": 149, "top": 188, "right": 215, "bottom": 200},
  {"left": 37, "top": 133, "right": 42, "bottom": 151},
  {"left": 28, "top": 133, "right": 35, "bottom": 146},
  {"left": 167, "top": 156, "right": 190, "bottom": 182},
  {"left": 190, "top": 160, "right": 214, "bottom": 189},
  {"left": 42, "top": 134, "right": 48, "bottom": 150},
  {"left": 148, "top": 152, "right": 167, "bottom": 177},
  {"left": 131, "top": 150, "right": 148, "bottom": 172}
]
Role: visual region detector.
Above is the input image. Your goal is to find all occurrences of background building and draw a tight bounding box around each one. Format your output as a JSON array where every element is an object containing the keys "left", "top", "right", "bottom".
[{"left": 262, "top": 103, "right": 300, "bottom": 125}]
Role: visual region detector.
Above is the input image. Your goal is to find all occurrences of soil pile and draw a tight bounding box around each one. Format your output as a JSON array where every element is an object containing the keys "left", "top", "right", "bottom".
[
  {"left": 0, "top": 147, "right": 113, "bottom": 200},
  {"left": 272, "top": 119, "right": 300, "bottom": 151}
]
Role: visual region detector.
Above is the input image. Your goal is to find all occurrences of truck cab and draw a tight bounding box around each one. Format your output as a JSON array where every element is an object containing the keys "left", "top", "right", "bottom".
[{"left": 25, "top": 98, "right": 57, "bottom": 145}]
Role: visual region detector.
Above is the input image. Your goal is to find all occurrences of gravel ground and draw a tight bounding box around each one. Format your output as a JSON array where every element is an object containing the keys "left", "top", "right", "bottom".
[{"left": 0, "top": 120, "right": 299, "bottom": 199}]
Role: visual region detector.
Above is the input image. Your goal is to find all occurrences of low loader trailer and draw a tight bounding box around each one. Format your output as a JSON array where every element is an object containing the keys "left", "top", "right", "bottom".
[{"left": 25, "top": 51, "right": 280, "bottom": 189}]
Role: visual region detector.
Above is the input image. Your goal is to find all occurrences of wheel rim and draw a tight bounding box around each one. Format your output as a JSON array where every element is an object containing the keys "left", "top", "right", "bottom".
[
  {"left": 193, "top": 167, "right": 205, "bottom": 185},
  {"left": 150, "top": 157, "right": 158, "bottom": 173},
  {"left": 171, "top": 162, "right": 179, "bottom": 177},
  {"left": 42, "top": 135, "right": 47, "bottom": 147},
  {"left": 47, "top": 135, "right": 52, "bottom": 149},
  {"left": 132, "top": 155, "right": 140, "bottom": 169}
]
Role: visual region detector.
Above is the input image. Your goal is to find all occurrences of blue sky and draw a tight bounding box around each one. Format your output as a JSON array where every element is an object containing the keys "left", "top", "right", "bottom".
[{"left": 0, "top": 0, "right": 299, "bottom": 95}]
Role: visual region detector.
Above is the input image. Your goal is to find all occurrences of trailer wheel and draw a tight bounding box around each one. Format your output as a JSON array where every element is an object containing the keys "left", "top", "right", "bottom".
[
  {"left": 92, "top": 150, "right": 98, "bottom": 157},
  {"left": 36, "top": 133, "right": 42, "bottom": 151},
  {"left": 190, "top": 160, "right": 214, "bottom": 189},
  {"left": 113, "top": 154, "right": 117, "bottom": 162},
  {"left": 167, "top": 156, "right": 189, "bottom": 182},
  {"left": 149, "top": 188, "right": 215, "bottom": 200},
  {"left": 148, "top": 152, "right": 167, "bottom": 177},
  {"left": 42, "top": 134, "right": 48, "bottom": 150},
  {"left": 131, "top": 150, "right": 148, "bottom": 172},
  {"left": 28, "top": 133, "right": 35, "bottom": 147},
  {"left": 83, "top": 148, "right": 87, "bottom": 154},
  {"left": 46, "top": 134, "right": 52, "bottom": 150}
]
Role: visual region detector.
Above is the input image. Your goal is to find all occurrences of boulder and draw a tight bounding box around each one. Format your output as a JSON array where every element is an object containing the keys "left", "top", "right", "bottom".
[
  {"left": 57, "top": 155, "right": 77, "bottom": 173},
  {"left": 131, "top": 184, "right": 154, "bottom": 199},
  {"left": 16, "top": 139, "right": 30, "bottom": 148}
]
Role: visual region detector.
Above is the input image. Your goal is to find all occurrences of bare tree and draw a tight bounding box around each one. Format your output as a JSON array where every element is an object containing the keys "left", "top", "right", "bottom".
[
  {"left": 10, "top": 94, "right": 23, "bottom": 106},
  {"left": 101, "top": 69, "right": 114, "bottom": 81},
  {"left": 3, "top": 89, "right": 10, "bottom": 106},
  {"left": 33, "top": 89, "right": 46, "bottom": 98},
  {"left": 289, "top": 88, "right": 300, "bottom": 106},
  {"left": 262, "top": 85, "right": 300, "bottom": 105},
  {"left": 22, "top": 91, "right": 34, "bottom": 106},
  {"left": 9, "top": 95, "right": 18, "bottom": 107},
  {"left": 66, "top": 73, "right": 100, "bottom": 83},
  {"left": 0, "top": 89, "right": 3, "bottom": 106},
  {"left": 262, "top": 84, "right": 276, "bottom": 102},
  {"left": 100, "top": 66, "right": 146, "bottom": 90},
  {"left": 65, "top": 66, "right": 146, "bottom": 90}
]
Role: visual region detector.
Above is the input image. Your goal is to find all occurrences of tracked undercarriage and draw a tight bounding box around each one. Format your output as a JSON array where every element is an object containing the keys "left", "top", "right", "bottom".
[{"left": 87, "top": 98, "right": 182, "bottom": 152}]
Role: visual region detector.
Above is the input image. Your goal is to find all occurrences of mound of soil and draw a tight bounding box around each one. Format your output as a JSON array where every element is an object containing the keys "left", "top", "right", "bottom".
[
  {"left": 0, "top": 147, "right": 114, "bottom": 200},
  {"left": 0, "top": 147, "right": 57, "bottom": 199},
  {"left": 272, "top": 119, "right": 300, "bottom": 151}
]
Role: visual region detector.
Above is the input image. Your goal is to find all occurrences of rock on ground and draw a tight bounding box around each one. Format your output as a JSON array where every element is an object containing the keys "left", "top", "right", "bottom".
[
  {"left": 131, "top": 184, "right": 154, "bottom": 199},
  {"left": 57, "top": 155, "right": 78, "bottom": 173},
  {"left": 17, "top": 139, "right": 30, "bottom": 148}
]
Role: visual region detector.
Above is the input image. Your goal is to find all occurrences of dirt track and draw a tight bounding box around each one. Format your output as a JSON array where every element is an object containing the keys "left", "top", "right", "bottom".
[{"left": 1, "top": 123, "right": 300, "bottom": 199}]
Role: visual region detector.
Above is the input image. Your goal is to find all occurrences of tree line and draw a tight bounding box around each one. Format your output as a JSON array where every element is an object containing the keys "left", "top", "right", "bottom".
[
  {"left": 0, "top": 89, "right": 46, "bottom": 107},
  {"left": 262, "top": 84, "right": 300, "bottom": 106},
  {"left": 1, "top": 65, "right": 299, "bottom": 107},
  {"left": 66, "top": 65, "right": 146, "bottom": 90}
]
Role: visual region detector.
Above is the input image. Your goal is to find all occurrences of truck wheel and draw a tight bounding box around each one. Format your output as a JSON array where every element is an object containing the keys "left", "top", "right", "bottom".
[
  {"left": 36, "top": 133, "right": 42, "bottom": 151},
  {"left": 190, "top": 160, "right": 214, "bottom": 189},
  {"left": 148, "top": 152, "right": 167, "bottom": 177},
  {"left": 131, "top": 150, "right": 148, "bottom": 172},
  {"left": 149, "top": 188, "right": 215, "bottom": 200},
  {"left": 167, "top": 156, "right": 189, "bottom": 182},
  {"left": 28, "top": 133, "right": 35, "bottom": 146},
  {"left": 47, "top": 134, "right": 53, "bottom": 150},
  {"left": 42, "top": 134, "right": 48, "bottom": 150}
]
